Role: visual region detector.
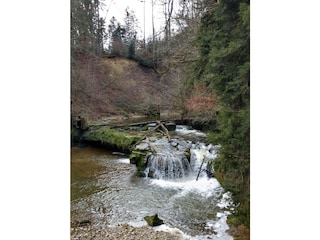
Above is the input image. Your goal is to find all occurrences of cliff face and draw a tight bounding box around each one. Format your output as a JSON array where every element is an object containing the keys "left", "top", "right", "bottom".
[{"left": 71, "top": 56, "right": 177, "bottom": 120}]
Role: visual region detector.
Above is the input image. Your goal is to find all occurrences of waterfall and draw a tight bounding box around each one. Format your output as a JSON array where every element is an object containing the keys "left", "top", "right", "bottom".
[
  {"left": 144, "top": 153, "right": 192, "bottom": 180},
  {"left": 143, "top": 141, "right": 217, "bottom": 181},
  {"left": 132, "top": 125, "right": 218, "bottom": 182}
]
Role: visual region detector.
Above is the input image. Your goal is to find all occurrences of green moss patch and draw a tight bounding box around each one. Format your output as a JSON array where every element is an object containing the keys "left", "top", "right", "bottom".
[
  {"left": 129, "top": 150, "right": 150, "bottom": 172},
  {"left": 144, "top": 214, "right": 164, "bottom": 226},
  {"left": 82, "top": 127, "right": 141, "bottom": 152}
]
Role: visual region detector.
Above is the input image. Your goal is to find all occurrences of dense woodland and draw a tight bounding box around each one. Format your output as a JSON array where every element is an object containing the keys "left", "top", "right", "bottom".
[{"left": 71, "top": 0, "right": 250, "bottom": 238}]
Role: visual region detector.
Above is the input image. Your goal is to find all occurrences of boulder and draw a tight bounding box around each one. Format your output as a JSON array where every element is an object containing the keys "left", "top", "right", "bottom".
[
  {"left": 144, "top": 214, "right": 164, "bottom": 226},
  {"left": 129, "top": 150, "right": 149, "bottom": 171}
]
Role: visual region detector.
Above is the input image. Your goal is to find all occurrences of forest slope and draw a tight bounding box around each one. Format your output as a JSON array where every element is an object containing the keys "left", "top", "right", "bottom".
[{"left": 71, "top": 55, "right": 179, "bottom": 120}]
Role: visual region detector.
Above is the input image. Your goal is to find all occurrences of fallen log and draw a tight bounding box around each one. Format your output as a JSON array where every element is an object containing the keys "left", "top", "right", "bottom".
[
  {"left": 147, "top": 141, "right": 157, "bottom": 153},
  {"left": 156, "top": 121, "right": 171, "bottom": 141},
  {"left": 131, "top": 124, "right": 161, "bottom": 149},
  {"left": 131, "top": 121, "right": 172, "bottom": 149},
  {"left": 196, "top": 158, "right": 205, "bottom": 181}
]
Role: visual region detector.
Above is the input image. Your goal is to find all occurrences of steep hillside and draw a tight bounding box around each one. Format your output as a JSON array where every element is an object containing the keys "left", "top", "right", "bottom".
[{"left": 71, "top": 55, "right": 180, "bottom": 120}]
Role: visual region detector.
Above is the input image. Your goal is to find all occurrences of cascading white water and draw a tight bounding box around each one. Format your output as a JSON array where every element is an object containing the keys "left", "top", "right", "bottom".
[
  {"left": 145, "top": 153, "right": 192, "bottom": 179},
  {"left": 142, "top": 135, "right": 218, "bottom": 181}
]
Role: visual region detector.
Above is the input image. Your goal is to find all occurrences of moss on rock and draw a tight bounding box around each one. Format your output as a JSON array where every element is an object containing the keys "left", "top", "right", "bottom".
[
  {"left": 129, "top": 150, "right": 150, "bottom": 172},
  {"left": 144, "top": 214, "right": 164, "bottom": 226},
  {"left": 82, "top": 126, "right": 141, "bottom": 152}
]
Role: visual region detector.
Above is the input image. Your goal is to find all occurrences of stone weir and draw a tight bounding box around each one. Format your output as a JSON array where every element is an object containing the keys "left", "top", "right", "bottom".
[
  {"left": 129, "top": 136, "right": 194, "bottom": 179},
  {"left": 71, "top": 119, "right": 177, "bottom": 152}
]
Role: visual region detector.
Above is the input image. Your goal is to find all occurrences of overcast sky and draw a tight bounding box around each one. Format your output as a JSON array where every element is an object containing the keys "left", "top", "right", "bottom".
[{"left": 101, "top": 0, "right": 177, "bottom": 40}]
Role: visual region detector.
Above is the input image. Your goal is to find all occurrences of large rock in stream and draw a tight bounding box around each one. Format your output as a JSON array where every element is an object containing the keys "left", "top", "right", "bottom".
[{"left": 144, "top": 214, "right": 164, "bottom": 226}]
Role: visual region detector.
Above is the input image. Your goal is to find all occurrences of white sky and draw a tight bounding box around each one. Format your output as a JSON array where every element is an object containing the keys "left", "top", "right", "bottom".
[{"left": 101, "top": 0, "right": 178, "bottom": 40}]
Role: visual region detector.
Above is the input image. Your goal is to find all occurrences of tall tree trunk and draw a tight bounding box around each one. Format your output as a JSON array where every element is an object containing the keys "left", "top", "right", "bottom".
[{"left": 152, "top": 0, "right": 155, "bottom": 65}]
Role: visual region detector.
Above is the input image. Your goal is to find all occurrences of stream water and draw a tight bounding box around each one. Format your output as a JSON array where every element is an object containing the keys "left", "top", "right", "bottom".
[{"left": 71, "top": 126, "right": 234, "bottom": 239}]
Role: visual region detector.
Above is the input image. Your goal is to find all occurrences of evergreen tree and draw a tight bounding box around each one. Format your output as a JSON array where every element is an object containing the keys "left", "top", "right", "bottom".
[
  {"left": 110, "top": 22, "right": 126, "bottom": 56},
  {"left": 71, "top": 0, "right": 106, "bottom": 56},
  {"left": 194, "top": 0, "right": 250, "bottom": 227},
  {"left": 123, "top": 8, "right": 139, "bottom": 58},
  {"left": 107, "top": 16, "right": 118, "bottom": 52}
]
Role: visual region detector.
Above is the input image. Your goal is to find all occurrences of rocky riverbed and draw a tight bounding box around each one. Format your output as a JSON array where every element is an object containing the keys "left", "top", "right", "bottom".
[{"left": 71, "top": 223, "right": 188, "bottom": 240}]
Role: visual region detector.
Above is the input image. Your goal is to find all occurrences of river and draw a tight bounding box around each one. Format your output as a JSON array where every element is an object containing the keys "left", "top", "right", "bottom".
[{"left": 71, "top": 126, "right": 234, "bottom": 239}]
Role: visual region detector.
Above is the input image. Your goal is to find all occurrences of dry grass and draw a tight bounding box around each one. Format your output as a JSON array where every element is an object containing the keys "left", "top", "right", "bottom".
[
  {"left": 228, "top": 224, "right": 250, "bottom": 240},
  {"left": 102, "top": 57, "right": 137, "bottom": 74},
  {"left": 71, "top": 56, "right": 170, "bottom": 120}
]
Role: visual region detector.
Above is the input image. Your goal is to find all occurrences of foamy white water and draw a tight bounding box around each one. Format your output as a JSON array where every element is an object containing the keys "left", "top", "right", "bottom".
[
  {"left": 175, "top": 125, "right": 207, "bottom": 137},
  {"left": 116, "top": 158, "right": 130, "bottom": 164},
  {"left": 148, "top": 176, "right": 233, "bottom": 239},
  {"left": 150, "top": 177, "right": 222, "bottom": 198}
]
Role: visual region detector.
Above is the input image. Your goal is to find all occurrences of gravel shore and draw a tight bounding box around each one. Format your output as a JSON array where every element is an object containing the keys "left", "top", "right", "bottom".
[{"left": 71, "top": 223, "right": 189, "bottom": 240}]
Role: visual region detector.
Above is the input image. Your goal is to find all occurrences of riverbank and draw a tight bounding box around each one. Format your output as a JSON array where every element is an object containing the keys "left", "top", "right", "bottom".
[{"left": 71, "top": 223, "right": 188, "bottom": 240}]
